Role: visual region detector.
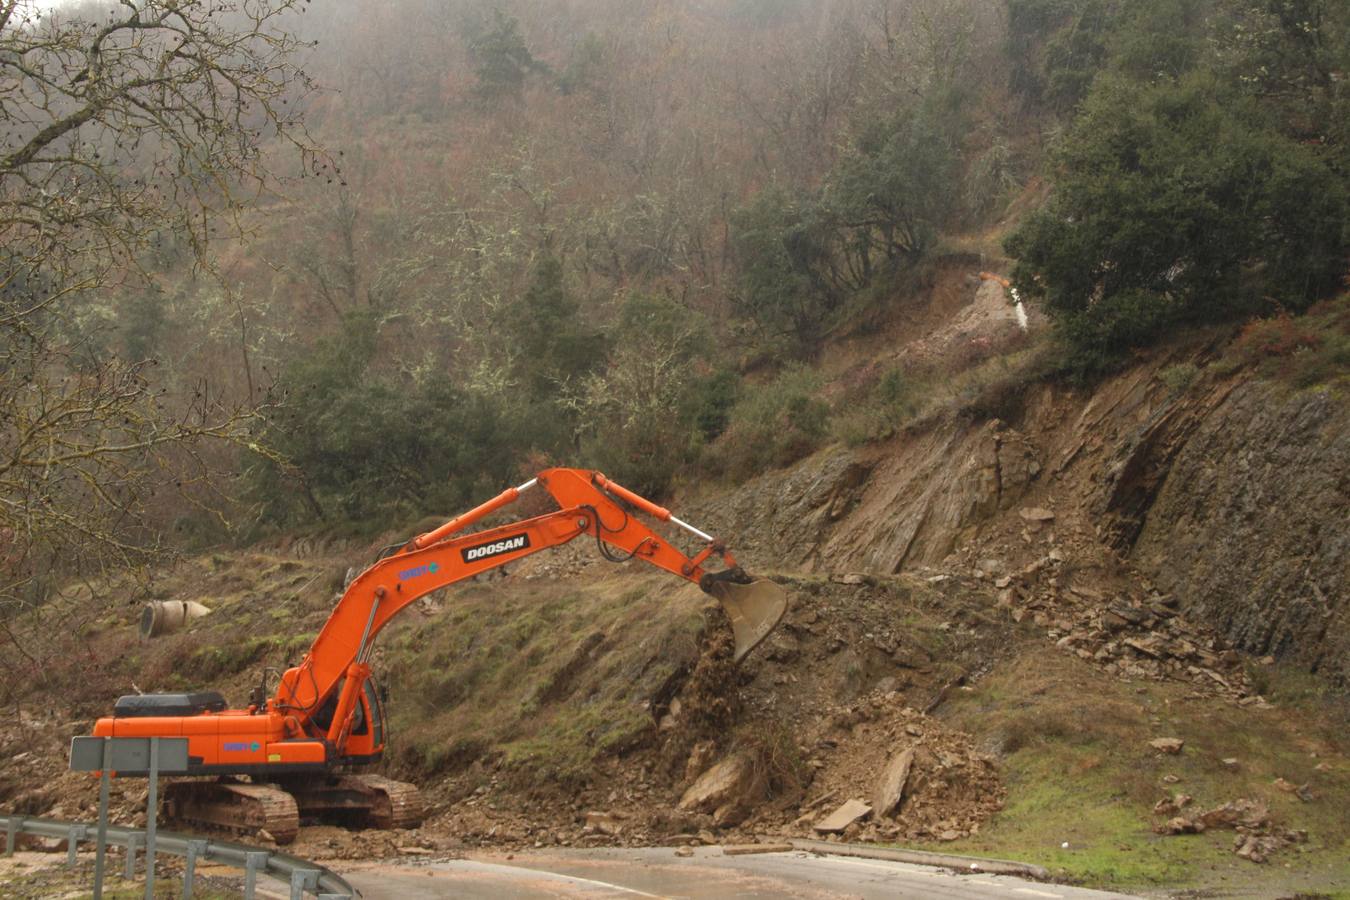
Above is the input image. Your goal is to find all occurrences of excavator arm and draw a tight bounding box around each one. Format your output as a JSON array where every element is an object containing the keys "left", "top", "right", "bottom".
[{"left": 275, "top": 467, "right": 786, "bottom": 751}]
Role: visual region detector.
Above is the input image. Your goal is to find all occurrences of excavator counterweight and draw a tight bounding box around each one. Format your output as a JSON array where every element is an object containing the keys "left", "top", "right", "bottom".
[{"left": 88, "top": 468, "right": 786, "bottom": 842}]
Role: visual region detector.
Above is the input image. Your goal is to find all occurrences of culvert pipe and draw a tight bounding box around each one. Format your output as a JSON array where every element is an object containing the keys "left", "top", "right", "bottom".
[{"left": 140, "top": 600, "right": 211, "bottom": 639}]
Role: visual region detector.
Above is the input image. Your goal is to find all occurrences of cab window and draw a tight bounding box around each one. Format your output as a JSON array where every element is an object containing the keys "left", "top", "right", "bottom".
[{"left": 363, "top": 680, "right": 384, "bottom": 747}]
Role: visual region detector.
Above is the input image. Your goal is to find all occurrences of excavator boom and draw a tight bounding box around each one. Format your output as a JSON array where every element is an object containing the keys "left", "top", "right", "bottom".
[{"left": 276, "top": 467, "right": 785, "bottom": 727}]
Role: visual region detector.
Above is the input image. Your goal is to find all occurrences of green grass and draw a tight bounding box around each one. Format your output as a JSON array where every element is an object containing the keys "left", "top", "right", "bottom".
[
  {"left": 934, "top": 652, "right": 1350, "bottom": 894},
  {"left": 381, "top": 571, "right": 708, "bottom": 791},
  {"left": 956, "top": 750, "right": 1228, "bottom": 885}
]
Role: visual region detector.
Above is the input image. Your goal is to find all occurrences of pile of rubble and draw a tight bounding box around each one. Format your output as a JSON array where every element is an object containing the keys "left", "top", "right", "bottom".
[
  {"left": 779, "top": 692, "right": 1004, "bottom": 844},
  {"left": 664, "top": 691, "right": 1006, "bottom": 846}
]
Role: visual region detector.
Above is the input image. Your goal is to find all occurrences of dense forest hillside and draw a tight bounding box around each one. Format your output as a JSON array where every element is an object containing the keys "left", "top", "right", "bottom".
[
  {"left": 4, "top": 0, "right": 1346, "bottom": 601},
  {"left": 2, "top": 2, "right": 1349, "bottom": 895}
]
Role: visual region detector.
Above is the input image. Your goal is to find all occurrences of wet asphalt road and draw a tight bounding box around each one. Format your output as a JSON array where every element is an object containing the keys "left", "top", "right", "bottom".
[{"left": 339, "top": 847, "right": 1139, "bottom": 899}]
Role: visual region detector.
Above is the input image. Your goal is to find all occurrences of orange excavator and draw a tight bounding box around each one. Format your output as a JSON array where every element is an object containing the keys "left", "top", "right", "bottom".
[{"left": 90, "top": 467, "right": 787, "bottom": 843}]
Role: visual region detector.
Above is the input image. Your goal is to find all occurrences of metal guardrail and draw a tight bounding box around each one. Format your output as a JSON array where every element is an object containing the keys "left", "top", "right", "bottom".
[{"left": 2, "top": 813, "right": 359, "bottom": 899}]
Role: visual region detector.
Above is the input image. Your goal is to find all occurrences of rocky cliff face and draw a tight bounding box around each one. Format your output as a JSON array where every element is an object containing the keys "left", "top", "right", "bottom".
[
  {"left": 1129, "top": 381, "right": 1349, "bottom": 687},
  {"left": 693, "top": 364, "right": 1348, "bottom": 689}
]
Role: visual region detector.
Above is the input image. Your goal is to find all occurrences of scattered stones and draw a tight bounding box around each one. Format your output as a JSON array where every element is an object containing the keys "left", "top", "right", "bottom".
[
  {"left": 673, "top": 846, "right": 694, "bottom": 858},
  {"left": 584, "top": 811, "right": 626, "bottom": 836},
  {"left": 1019, "top": 507, "right": 1055, "bottom": 523},
  {"left": 1155, "top": 796, "right": 1284, "bottom": 863},
  {"left": 1156, "top": 798, "right": 1278, "bottom": 842},
  {"left": 1153, "top": 793, "right": 1193, "bottom": 816},
  {"left": 678, "top": 754, "right": 765, "bottom": 817},
  {"left": 1125, "top": 637, "right": 1166, "bottom": 659},
  {"left": 1234, "top": 832, "right": 1292, "bottom": 864},
  {"left": 1149, "top": 738, "right": 1185, "bottom": 754},
  {"left": 1107, "top": 605, "right": 1150, "bottom": 627},
  {"left": 1271, "top": 777, "right": 1312, "bottom": 801},
  {"left": 684, "top": 741, "right": 717, "bottom": 782},
  {"left": 1157, "top": 816, "right": 1203, "bottom": 835}
]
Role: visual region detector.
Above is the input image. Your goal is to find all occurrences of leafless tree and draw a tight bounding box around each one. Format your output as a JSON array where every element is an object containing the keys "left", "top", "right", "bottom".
[{"left": 0, "top": 0, "right": 321, "bottom": 655}]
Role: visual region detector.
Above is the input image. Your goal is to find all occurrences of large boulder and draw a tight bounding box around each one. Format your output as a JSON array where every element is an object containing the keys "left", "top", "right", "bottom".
[
  {"left": 678, "top": 753, "right": 767, "bottom": 821},
  {"left": 813, "top": 798, "right": 872, "bottom": 834},
  {"left": 873, "top": 747, "right": 915, "bottom": 818}
]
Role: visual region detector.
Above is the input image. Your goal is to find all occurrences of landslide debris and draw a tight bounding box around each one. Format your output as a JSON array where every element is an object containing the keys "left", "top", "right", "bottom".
[
  {"left": 1152, "top": 797, "right": 1309, "bottom": 864},
  {"left": 786, "top": 693, "right": 1005, "bottom": 844}
]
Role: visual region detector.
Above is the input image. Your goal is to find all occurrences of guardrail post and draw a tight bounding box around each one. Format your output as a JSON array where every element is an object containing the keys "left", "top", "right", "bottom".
[
  {"left": 5, "top": 816, "right": 20, "bottom": 856},
  {"left": 124, "top": 831, "right": 141, "bottom": 879},
  {"left": 243, "top": 851, "right": 270, "bottom": 899},
  {"left": 66, "top": 824, "right": 87, "bottom": 866},
  {"left": 182, "top": 840, "right": 207, "bottom": 899},
  {"left": 289, "top": 867, "right": 319, "bottom": 900}
]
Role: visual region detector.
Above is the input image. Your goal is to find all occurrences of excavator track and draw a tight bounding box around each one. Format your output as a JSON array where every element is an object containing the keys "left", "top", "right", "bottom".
[
  {"left": 356, "top": 774, "right": 424, "bottom": 830},
  {"left": 279, "top": 773, "right": 425, "bottom": 831},
  {"left": 162, "top": 779, "right": 300, "bottom": 844}
]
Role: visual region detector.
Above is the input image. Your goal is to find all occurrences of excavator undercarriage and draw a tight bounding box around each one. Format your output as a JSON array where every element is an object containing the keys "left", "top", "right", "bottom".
[{"left": 161, "top": 773, "right": 424, "bottom": 844}]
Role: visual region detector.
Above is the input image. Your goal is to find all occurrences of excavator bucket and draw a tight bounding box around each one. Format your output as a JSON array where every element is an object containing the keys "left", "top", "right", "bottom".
[{"left": 704, "top": 578, "right": 789, "bottom": 664}]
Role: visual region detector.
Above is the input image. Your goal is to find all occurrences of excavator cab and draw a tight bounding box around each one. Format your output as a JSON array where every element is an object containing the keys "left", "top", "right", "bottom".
[
  {"left": 341, "top": 678, "right": 386, "bottom": 762},
  {"left": 310, "top": 677, "right": 387, "bottom": 763}
]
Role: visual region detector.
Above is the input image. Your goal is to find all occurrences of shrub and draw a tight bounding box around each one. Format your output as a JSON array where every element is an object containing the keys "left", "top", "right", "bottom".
[
  {"left": 1234, "top": 313, "right": 1324, "bottom": 360},
  {"left": 1228, "top": 297, "right": 1350, "bottom": 388},
  {"left": 831, "top": 367, "right": 921, "bottom": 446},
  {"left": 730, "top": 188, "right": 843, "bottom": 352},
  {"left": 708, "top": 366, "right": 829, "bottom": 479},
  {"left": 572, "top": 292, "right": 711, "bottom": 496},
  {"left": 252, "top": 311, "right": 522, "bottom": 524},
  {"left": 1157, "top": 362, "right": 1199, "bottom": 395},
  {"left": 730, "top": 104, "right": 960, "bottom": 355}
]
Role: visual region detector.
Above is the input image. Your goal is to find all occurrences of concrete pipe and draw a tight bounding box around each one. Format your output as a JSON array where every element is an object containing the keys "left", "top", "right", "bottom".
[{"left": 140, "top": 600, "right": 212, "bottom": 640}]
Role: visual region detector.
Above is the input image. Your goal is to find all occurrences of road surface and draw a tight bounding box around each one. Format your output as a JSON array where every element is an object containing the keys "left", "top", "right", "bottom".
[{"left": 340, "top": 847, "right": 1137, "bottom": 899}]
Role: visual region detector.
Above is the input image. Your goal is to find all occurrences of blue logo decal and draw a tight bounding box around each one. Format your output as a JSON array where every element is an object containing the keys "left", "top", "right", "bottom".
[
  {"left": 398, "top": 561, "right": 440, "bottom": 581},
  {"left": 223, "top": 741, "right": 263, "bottom": 753}
]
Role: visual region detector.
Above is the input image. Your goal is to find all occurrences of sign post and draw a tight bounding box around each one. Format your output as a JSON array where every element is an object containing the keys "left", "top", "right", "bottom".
[
  {"left": 93, "top": 740, "right": 111, "bottom": 899},
  {"left": 70, "top": 736, "right": 189, "bottom": 899},
  {"left": 143, "top": 737, "right": 159, "bottom": 900}
]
